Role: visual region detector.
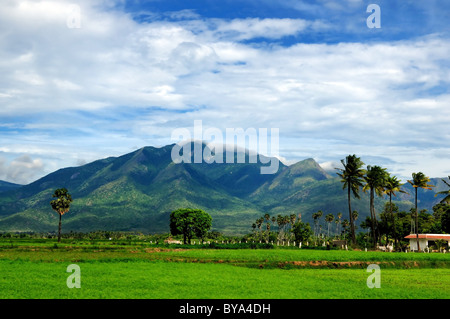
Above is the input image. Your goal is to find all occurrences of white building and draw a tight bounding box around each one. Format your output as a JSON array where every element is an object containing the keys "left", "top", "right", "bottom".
[{"left": 404, "top": 234, "right": 450, "bottom": 252}]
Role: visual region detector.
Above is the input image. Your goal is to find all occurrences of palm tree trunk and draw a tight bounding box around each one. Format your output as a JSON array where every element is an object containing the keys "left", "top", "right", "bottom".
[
  {"left": 415, "top": 188, "right": 420, "bottom": 251},
  {"left": 58, "top": 213, "right": 62, "bottom": 243},
  {"left": 390, "top": 194, "right": 398, "bottom": 250},
  {"left": 370, "top": 189, "right": 377, "bottom": 249},
  {"left": 348, "top": 186, "right": 356, "bottom": 245}
]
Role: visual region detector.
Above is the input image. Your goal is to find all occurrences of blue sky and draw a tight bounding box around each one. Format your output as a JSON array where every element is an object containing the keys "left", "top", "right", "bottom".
[{"left": 0, "top": 0, "right": 449, "bottom": 184}]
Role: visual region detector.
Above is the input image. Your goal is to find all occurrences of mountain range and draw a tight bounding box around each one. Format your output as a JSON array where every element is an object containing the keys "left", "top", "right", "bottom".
[
  {"left": 0, "top": 142, "right": 447, "bottom": 235},
  {"left": 0, "top": 181, "right": 22, "bottom": 193}
]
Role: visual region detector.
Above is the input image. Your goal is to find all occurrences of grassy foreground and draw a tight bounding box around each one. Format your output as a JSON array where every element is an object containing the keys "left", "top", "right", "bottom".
[{"left": 0, "top": 239, "right": 449, "bottom": 299}]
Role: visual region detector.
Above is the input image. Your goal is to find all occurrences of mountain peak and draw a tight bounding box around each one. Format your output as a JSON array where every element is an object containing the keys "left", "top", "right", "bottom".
[{"left": 288, "top": 158, "right": 330, "bottom": 180}]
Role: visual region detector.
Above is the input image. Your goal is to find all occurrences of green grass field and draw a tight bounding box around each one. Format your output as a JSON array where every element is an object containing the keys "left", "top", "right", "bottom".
[{"left": 0, "top": 239, "right": 449, "bottom": 299}]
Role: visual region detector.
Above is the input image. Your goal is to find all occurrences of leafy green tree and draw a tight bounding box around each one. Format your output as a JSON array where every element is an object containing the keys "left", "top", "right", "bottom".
[
  {"left": 379, "top": 202, "right": 399, "bottom": 247},
  {"left": 192, "top": 210, "right": 213, "bottom": 242},
  {"left": 408, "top": 172, "right": 434, "bottom": 251},
  {"left": 417, "top": 209, "right": 435, "bottom": 233},
  {"left": 292, "top": 221, "right": 312, "bottom": 243},
  {"left": 336, "top": 154, "right": 365, "bottom": 245},
  {"left": 169, "top": 208, "right": 212, "bottom": 244},
  {"left": 50, "top": 188, "right": 73, "bottom": 243},
  {"left": 363, "top": 165, "right": 388, "bottom": 248},
  {"left": 433, "top": 203, "right": 450, "bottom": 233},
  {"left": 441, "top": 208, "right": 450, "bottom": 233}
]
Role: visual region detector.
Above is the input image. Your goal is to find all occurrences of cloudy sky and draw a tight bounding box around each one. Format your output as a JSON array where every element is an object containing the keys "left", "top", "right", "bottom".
[{"left": 0, "top": 0, "right": 449, "bottom": 184}]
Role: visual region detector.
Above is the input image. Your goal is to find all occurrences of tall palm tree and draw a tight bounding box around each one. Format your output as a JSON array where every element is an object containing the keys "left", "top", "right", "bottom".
[
  {"left": 363, "top": 165, "right": 388, "bottom": 248},
  {"left": 276, "top": 214, "right": 283, "bottom": 241},
  {"left": 352, "top": 210, "right": 359, "bottom": 224},
  {"left": 265, "top": 222, "right": 271, "bottom": 243},
  {"left": 336, "top": 212, "right": 342, "bottom": 238},
  {"left": 334, "top": 219, "right": 339, "bottom": 238},
  {"left": 50, "top": 188, "right": 73, "bottom": 243},
  {"left": 384, "top": 175, "right": 407, "bottom": 249},
  {"left": 289, "top": 214, "right": 297, "bottom": 227},
  {"left": 342, "top": 219, "right": 350, "bottom": 239},
  {"left": 312, "top": 210, "right": 323, "bottom": 239},
  {"left": 284, "top": 215, "right": 291, "bottom": 240},
  {"left": 264, "top": 213, "right": 271, "bottom": 242},
  {"left": 336, "top": 155, "right": 365, "bottom": 245},
  {"left": 256, "top": 217, "right": 264, "bottom": 240},
  {"left": 325, "top": 213, "right": 334, "bottom": 238},
  {"left": 435, "top": 176, "right": 450, "bottom": 204},
  {"left": 407, "top": 172, "right": 434, "bottom": 251}
]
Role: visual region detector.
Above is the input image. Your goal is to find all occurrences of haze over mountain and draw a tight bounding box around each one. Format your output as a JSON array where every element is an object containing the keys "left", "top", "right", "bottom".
[{"left": 0, "top": 143, "right": 446, "bottom": 235}]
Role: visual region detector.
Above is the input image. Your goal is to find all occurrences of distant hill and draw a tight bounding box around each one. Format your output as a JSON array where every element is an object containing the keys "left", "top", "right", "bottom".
[
  {"left": 0, "top": 143, "right": 447, "bottom": 234},
  {"left": 0, "top": 181, "right": 22, "bottom": 193}
]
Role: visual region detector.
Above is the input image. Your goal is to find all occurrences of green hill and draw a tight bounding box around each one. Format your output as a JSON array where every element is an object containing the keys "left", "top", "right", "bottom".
[
  {"left": 0, "top": 181, "right": 22, "bottom": 193},
  {"left": 0, "top": 143, "right": 446, "bottom": 234}
]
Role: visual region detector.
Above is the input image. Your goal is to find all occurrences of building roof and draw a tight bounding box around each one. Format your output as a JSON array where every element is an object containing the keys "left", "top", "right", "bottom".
[{"left": 404, "top": 234, "right": 450, "bottom": 240}]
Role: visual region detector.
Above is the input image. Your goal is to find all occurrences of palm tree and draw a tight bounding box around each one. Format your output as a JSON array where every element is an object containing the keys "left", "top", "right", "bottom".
[
  {"left": 284, "top": 215, "right": 291, "bottom": 240},
  {"left": 363, "top": 165, "right": 388, "bottom": 248},
  {"left": 312, "top": 210, "right": 323, "bottom": 239},
  {"left": 336, "top": 155, "right": 365, "bottom": 245},
  {"left": 334, "top": 220, "right": 339, "bottom": 239},
  {"left": 264, "top": 213, "right": 271, "bottom": 242},
  {"left": 407, "top": 172, "right": 434, "bottom": 251},
  {"left": 289, "top": 214, "right": 297, "bottom": 227},
  {"left": 336, "top": 212, "right": 342, "bottom": 238},
  {"left": 255, "top": 217, "right": 264, "bottom": 240},
  {"left": 50, "top": 188, "right": 73, "bottom": 243},
  {"left": 352, "top": 210, "right": 359, "bottom": 226},
  {"left": 325, "top": 213, "right": 334, "bottom": 238},
  {"left": 265, "top": 222, "right": 271, "bottom": 243},
  {"left": 435, "top": 176, "right": 450, "bottom": 204},
  {"left": 342, "top": 219, "right": 350, "bottom": 239},
  {"left": 384, "top": 175, "right": 407, "bottom": 249},
  {"left": 276, "top": 214, "right": 285, "bottom": 242}
]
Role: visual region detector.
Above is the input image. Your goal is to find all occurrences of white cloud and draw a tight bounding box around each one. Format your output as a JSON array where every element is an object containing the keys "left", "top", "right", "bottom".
[
  {"left": 319, "top": 161, "right": 342, "bottom": 173},
  {"left": 0, "top": 155, "right": 44, "bottom": 184},
  {"left": 0, "top": 0, "right": 449, "bottom": 183},
  {"left": 212, "top": 18, "right": 311, "bottom": 41}
]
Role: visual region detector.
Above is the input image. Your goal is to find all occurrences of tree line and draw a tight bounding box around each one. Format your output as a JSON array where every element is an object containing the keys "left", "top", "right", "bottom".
[
  {"left": 251, "top": 213, "right": 312, "bottom": 245},
  {"left": 336, "top": 154, "right": 450, "bottom": 251}
]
